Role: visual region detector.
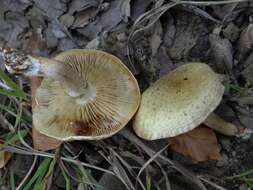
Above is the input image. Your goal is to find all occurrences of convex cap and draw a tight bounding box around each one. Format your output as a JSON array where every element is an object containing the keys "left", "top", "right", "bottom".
[{"left": 133, "top": 63, "right": 225, "bottom": 140}]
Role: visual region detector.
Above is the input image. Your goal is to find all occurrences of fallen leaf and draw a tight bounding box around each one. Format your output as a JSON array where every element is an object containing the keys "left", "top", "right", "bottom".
[
  {"left": 60, "top": 14, "right": 74, "bottom": 28},
  {"left": 86, "top": 37, "right": 100, "bottom": 49},
  {"left": 209, "top": 28, "right": 233, "bottom": 73},
  {"left": 130, "top": 0, "right": 152, "bottom": 21},
  {"left": 149, "top": 21, "right": 163, "bottom": 56},
  {"left": 45, "top": 24, "right": 59, "bottom": 50},
  {"left": 22, "top": 29, "right": 48, "bottom": 56},
  {"left": 71, "top": 8, "right": 97, "bottom": 29},
  {"left": 239, "top": 23, "right": 253, "bottom": 56},
  {"left": 31, "top": 68, "right": 62, "bottom": 151},
  {"left": 32, "top": 128, "right": 62, "bottom": 151},
  {"left": 33, "top": 0, "right": 67, "bottom": 18},
  {"left": 26, "top": 6, "right": 46, "bottom": 28},
  {"left": 98, "top": 0, "right": 127, "bottom": 31},
  {"left": 169, "top": 126, "right": 221, "bottom": 162},
  {"left": 5, "top": 12, "right": 29, "bottom": 48},
  {"left": 157, "top": 46, "right": 174, "bottom": 78},
  {"left": 241, "top": 62, "right": 253, "bottom": 85},
  {"left": 120, "top": 0, "right": 131, "bottom": 22},
  {"left": 68, "top": 0, "right": 98, "bottom": 15},
  {"left": 162, "top": 12, "right": 176, "bottom": 48},
  {"left": 0, "top": 141, "right": 12, "bottom": 168},
  {"left": 57, "top": 38, "right": 77, "bottom": 52}
]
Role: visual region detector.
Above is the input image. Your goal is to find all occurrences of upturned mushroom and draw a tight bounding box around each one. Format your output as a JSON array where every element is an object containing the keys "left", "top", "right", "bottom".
[
  {"left": 2, "top": 48, "right": 141, "bottom": 140},
  {"left": 133, "top": 62, "right": 237, "bottom": 140}
]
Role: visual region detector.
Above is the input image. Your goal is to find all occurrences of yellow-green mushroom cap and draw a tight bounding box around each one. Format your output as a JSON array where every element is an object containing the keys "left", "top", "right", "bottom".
[
  {"left": 33, "top": 49, "right": 141, "bottom": 141},
  {"left": 133, "top": 63, "right": 225, "bottom": 140}
]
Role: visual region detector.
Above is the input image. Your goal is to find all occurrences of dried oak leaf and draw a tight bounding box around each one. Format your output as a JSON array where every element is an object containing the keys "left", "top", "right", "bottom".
[{"left": 169, "top": 126, "right": 221, "bottom": 162}]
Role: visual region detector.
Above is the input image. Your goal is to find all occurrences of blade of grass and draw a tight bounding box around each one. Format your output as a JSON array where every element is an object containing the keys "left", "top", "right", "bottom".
[
  {"left": 10, "top": 166, "right": 15, "bottom": 190},
  {"left": 242, "top": 177, "right": 253, "bottom": 187},
  {"left": 22, "top": 158, "right": 52, "bottom": 190},
  {"left": 0, "top": 69, "right": 26, "bottom": 99},
  {"left": 60, "top": 164, "right": 72, "bottom": 190},
  {"left": 0, "top": 129, "right": 29, "bottom": 150},
  {"left": 0, "top": 104, "right": 31, "bottom": 124},
  {"left": 226, "top": 168, "right": 253, "bottom": 179},
  {"left": 16, "top": 156, "right": 38, "bottom": 190}
]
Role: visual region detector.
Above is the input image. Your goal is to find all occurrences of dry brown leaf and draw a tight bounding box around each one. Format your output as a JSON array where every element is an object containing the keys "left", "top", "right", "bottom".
[
  {"left": 0, "top": 141, "right": 12, "bottom": 168},
  {"left": 169, "top": 126, "right": 221, "bottom": 162},
  {"left": 32, "top": 128, "right": 62, "bottom": 151},
  {"left": 31, "top": 67, "right": 62, "bottom": 151}
]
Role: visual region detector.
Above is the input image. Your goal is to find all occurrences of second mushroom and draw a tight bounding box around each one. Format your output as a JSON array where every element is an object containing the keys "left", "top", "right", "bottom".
[{"left": 133, "top": 62, "right": 238, "bottom": 140}]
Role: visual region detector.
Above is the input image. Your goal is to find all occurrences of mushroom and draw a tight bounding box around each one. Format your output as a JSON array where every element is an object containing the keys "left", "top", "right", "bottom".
[
  {"left": 2, "top": 48, "right": 141, "bottom": 140},
  {"left": 133, "top": 62, "right": 235, "bottom": 140}
]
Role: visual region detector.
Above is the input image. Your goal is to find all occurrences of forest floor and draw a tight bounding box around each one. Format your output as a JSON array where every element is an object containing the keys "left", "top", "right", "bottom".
[{"left": 0, "top": 0, "right": 253, "bottom": 190}]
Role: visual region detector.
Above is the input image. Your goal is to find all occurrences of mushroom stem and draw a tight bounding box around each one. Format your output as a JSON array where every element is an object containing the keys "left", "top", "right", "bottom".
[
  {"left": 36, "top": 57, "right": 89, "bottom": 98},
  {"left": 204, "top": 112, "right": 239, "bottom": 136},
  {"left": 1, "top": 48, "right": 91, "bottom": 99}
]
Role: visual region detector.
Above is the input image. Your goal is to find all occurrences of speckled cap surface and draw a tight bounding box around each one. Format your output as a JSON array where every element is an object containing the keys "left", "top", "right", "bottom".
[{"left": 133, "top": 63, "right": 225, "bottom": 140}]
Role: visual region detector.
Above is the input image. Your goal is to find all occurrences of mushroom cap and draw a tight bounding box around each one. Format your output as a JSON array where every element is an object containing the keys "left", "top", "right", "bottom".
[
  {"left": 33, "top": 49, "right": 140, "bottom": 141},
  {"left": 133, "top": 63, "right": 225, "bottom": 140}
]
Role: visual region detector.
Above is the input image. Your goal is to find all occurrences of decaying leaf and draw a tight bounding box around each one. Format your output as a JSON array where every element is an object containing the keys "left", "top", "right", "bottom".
[
  {"left": 120, "top": 0, "right": 131, "bottom": 22},
  {"left": 169, "top": 126, "right": 221, "bottom": 162},
  {"left": 32, "top": 128, "right": 62, "bottom": 151},
  {"left": 204, "top": 113, "right": 239, "bottom": 136},
  {"left": 149, "top": 21, "right": 163, "bottom": 56},
  {"left": 209, "top": 28, "right": 233, "bottom": 72},
  {"left": 68, "top": 0, "right": 98, "bottom": 15},
  {"left": 60, "top": 14, "right": 74, "bottom": 28},
  {"left": 86, "top": 37, "right": 100, "bottom": 49},
  {"left": 71, "top": 8, "right": 97, "bottom": 29},
  {"left": 241, "top": 60, "right": 253, "bottom": 85},
  {"left": 98, "top": 0, "right": 130, "bottom": 31},
  {"left": 131, "top": 0, "right": 151, "bottom": 21},
  {"left": 33, "top": 0, "right": 67, "bottom": 18},
  {"left": 22, "top": 29, "right": 48, "bottom": 56},
  {"left": 0, "top": 141, "right": 12, "bottom": 168}
]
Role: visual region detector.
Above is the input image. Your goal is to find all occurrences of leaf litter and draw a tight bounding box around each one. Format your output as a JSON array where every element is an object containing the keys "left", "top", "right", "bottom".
[{"left": 0, "top": 0, "right": 253, "bottom": 189}]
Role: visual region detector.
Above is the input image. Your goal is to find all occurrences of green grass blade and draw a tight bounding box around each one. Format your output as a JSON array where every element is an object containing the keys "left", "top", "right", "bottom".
[
  {"left": 226, "top": 168, "right": 253, "bottom": 179},
  {"left": 60, "top": 166, "right": 71, "bottom": 190},
  {"left": 10, "top": 166, "right": 15, "bottom": 190},
  {"left": 22, "top": 158, "right": 52, "bottom": 190},
  {"left": 0, "top": 129, "right": 29, "bottom": 150},
  {"left": 0, "top": 69, "right": 26, "bottom": 99},
  {"left": 243, "top": 177, "right": 253, "bottom": 187}
]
